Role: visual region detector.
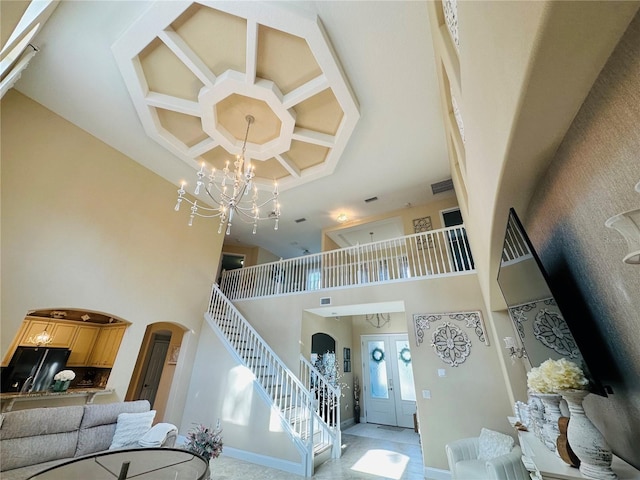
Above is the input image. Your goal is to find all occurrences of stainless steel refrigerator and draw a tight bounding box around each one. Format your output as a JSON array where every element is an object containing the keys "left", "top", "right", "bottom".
[{"left": 1, "top": 346, "right": 71, "bottom": 393}]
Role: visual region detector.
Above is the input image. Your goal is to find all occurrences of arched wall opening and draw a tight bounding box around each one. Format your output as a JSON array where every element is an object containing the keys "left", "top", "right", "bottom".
[{"left": 126, "top": 322, "right": 187, "bottom": 423}]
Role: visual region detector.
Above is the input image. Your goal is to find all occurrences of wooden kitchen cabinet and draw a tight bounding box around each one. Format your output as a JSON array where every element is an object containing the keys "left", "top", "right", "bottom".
[
  {"left": 88, "top": 325, "right": 126, "bottom": 367},
  {"left": 18, "top": 319, "right": 77, "bottom": 348},
  {"left": 67, "top": 325, "right": 100, "bottom": 366}
]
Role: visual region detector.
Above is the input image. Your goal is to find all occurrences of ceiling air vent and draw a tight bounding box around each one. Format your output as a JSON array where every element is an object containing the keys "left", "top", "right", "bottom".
[
  {"left": 320, "top": 297, "right": 332, "bottom": 306},
  {"left": 364, "top": 196, "right": 378, "bottom": 203},
  {"left": 295, "top": 218, "right": 306, "bottom": 223},
  {"left": 431, "top": 179, "right": 454, "bottom": 195}
]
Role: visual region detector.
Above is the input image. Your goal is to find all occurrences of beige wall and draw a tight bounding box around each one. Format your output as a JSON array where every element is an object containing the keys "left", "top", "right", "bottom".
[
  {"left": 525, "top": 9, "right": 640, "bottom": 467},
  {"left": 1, "top": 91, "right": 223, "bottom": 424},
  {"left": 181, "top": 320, "right": 302, "bottom": 465},
  {"left": 233, "top": 274, "right": 513, "bottom": 470},
  {"left": 321, "top": 196, "right": 459, "bottom": 252}
]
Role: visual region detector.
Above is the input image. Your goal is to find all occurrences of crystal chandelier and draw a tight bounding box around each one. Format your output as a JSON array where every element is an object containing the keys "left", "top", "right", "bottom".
[
  {"left": 174, "top": 115, "right": 281, "bottom": 236},
  {"left": 28, "top": 325, "right": 53, "bottom": 347}
]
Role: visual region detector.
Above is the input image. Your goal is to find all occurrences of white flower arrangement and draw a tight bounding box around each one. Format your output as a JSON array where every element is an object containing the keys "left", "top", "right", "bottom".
[
  {"left": 527, "top": 358, "right": 588, "bottom": 394},
  {"left": 53, "top": 370, "right": 76, "bottom": 382}
]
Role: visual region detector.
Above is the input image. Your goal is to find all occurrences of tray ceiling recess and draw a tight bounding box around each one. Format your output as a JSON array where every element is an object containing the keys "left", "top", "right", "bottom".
[{"left": 112, "top": 2, "right": 360, "bottom": 192}]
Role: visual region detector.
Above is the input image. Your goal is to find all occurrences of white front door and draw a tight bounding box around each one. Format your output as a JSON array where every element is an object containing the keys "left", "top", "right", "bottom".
[{"left": 362, "top": 334, "right": 416, "bottom": 428}]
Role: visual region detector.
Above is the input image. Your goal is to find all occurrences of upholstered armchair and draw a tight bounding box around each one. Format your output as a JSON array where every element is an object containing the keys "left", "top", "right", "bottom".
[{"left": 445, "top": 428, "right": 529, "bottom": 480}]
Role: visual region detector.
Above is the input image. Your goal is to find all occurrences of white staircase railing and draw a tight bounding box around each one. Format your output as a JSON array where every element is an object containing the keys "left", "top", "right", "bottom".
[
  {"left": 220, "top": 225, "right": 474, "bottom": 300},
  {"left": 299, "top": 355, "right": 342, "bottom": 457},
  {"left": 205, "top": 284, "right": 337, "bottom": 476}
]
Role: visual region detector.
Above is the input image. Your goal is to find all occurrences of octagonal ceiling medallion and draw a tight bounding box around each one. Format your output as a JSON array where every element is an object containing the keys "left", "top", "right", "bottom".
[{"left": 112, "top": 1, "right": 359, "bottom": 192}]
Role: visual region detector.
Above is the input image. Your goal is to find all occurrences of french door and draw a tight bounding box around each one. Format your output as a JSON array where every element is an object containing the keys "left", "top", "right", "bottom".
[{"left": 362, "top": 334, "right": 416, "bottom": 428}]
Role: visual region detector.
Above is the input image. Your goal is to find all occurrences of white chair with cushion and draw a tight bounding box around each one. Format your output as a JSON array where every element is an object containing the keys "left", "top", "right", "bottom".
[{"left": 446, "top": 428, "right": 529, "bottom": 480}]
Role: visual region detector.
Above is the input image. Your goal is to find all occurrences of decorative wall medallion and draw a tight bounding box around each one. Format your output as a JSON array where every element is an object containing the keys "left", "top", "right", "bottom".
[
  {"left": 533, "top": 309, "right": 580, "bottom": 358},
  {"left": 413, "top": 314, "right": 442, "bottom": 345},
  {"left": 413, "top": 216, "right": 433, "bottom": 249},
  {"left": 508, "top": 298, "right": 578, "bottom": 358},
  {"left": 508, "top": 302, "right": 536, "bottom": 339},
  {"left": 448, "top": 311, "right": 487, "bottom": 345},
  {"left": 443, "top": 0, "right": 460, "bottom": 52},
  {"left": 431, "top": 323, "right": 470, "bottom": 367},
  {"left": 414, "top": 311, "right": 488, "bottom": 346}
]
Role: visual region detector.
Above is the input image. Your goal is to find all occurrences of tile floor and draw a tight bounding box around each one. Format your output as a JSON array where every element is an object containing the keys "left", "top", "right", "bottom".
[{"left": 209, "top": 423, "right": 425, "bottom": 479}]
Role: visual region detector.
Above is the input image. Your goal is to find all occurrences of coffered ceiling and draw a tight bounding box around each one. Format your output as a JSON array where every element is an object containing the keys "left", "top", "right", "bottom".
[
  {"left": 11, "top": 1, "right": 453, "bottom": 258},
  {"left": 112, "top": 2, "right": 359, "bottom": 190}
]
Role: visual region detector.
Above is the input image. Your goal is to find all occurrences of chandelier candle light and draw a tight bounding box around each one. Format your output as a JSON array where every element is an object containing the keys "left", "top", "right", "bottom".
[{"left": 175, "top": 115, "right": 281, "bottom": 236}]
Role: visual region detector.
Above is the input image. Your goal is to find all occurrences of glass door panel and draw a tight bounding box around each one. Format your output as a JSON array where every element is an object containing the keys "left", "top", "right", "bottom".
[
  {"left": 368, "top": 340, "right": 389, "bottom": 399},
  {"left": 396, "top": 339, "right": 416, "bottom": 402}
]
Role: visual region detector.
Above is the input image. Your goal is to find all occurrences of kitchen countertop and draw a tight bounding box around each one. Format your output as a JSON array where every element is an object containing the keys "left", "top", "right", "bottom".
[{"left": 0, "top": 387, "right": 114, "bottom": 411}]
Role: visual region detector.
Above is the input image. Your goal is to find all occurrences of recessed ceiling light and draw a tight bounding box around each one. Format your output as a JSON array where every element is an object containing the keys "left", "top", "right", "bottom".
[{"left": 337, "top": 213, "right": 348, "bottom": 223}]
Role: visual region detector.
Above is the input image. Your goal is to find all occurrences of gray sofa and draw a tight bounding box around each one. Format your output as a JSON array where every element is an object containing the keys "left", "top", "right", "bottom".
[{"left": 0, "top": 400, "right": 177, "bottom": 480}]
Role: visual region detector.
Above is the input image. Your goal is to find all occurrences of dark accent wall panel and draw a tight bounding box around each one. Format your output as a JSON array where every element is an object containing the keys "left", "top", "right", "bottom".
[{"left": 526, "top": 11, "right": 640, "bottom": 468}]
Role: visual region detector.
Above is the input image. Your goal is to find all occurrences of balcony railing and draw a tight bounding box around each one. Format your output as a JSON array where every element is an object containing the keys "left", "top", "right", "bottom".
[{"left": 220, "top": 225, "right": 475, "bottom": 301}]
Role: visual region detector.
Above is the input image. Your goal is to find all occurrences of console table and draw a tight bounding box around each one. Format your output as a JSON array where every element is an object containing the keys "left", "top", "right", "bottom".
[{"left": 516, "top": 429, "right": 640, "bottom": 480}]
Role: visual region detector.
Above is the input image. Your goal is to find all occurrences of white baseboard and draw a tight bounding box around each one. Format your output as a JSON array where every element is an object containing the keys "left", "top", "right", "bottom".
[
  {"left": 222, "top": 446, "right": 306, "bottom": 476},
  {"left": 424, "top": 466, "right": 452, "bottom": 480},
  {"left": 341, "top": 417, "right": 355, "bottom": 430}
]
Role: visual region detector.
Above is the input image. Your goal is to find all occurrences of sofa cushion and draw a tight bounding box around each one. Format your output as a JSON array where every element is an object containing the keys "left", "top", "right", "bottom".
[
  {"left": 478, "top": 427, "right": 514, "bottom": 461},
  {"left": 0, "top": 406, "right": 84, "bottom": 472},
  {"left": 109, "top": 410, "right": 156, "bottom": 449},
  {"left": 75, "top": 400, "right": 150, "bottom": 457}
]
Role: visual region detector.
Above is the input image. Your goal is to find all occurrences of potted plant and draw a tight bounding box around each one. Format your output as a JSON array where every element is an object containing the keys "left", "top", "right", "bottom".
[
  {"left": 52, "top": 370, "right": 75, "bottom": 391},
  {"left": 185, "top": 420, "right": 223, "bottom": 462}
]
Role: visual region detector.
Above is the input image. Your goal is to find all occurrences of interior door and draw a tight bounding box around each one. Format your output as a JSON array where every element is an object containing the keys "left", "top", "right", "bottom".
[
  {"left": 137, "top": 334, "right": 170, "bottom": 407},
  {"left": 362, "top": 334, "right": 416, "bottom": 428}
]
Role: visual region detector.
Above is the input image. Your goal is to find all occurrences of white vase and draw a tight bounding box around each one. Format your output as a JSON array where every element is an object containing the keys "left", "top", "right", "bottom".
[
  {"left": 560, "top": 389, "right": 617, "bottom": 480},
  {"left": 537, "top": 393, "right": 563, "bottom": 452}
]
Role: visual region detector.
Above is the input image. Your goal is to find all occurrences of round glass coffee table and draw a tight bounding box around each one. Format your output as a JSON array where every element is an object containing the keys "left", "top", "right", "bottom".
[{"left": 27, "top": 448, "right": 209, "bottom": 480}]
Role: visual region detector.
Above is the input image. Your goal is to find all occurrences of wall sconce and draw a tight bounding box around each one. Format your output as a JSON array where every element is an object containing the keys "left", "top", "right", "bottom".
[
  {"left": 605, "top": 182, "right": 640, "bottom": 264},
  {"left": 503, "top": 336, "right": 526, "bottom": 362}
]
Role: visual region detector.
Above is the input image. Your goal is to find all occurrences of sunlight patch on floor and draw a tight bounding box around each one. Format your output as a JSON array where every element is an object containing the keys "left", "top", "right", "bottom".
[{"left": 350, "top": 449, "right": 409, "bottom": 479}]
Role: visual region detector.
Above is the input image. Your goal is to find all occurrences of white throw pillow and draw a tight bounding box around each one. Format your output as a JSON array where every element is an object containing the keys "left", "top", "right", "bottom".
[
  {"left": 109, "top": 410, "right": 156, "bottom": 450},
  {"left": 478, "top": 427, "right": 514, "bottom": 461}
]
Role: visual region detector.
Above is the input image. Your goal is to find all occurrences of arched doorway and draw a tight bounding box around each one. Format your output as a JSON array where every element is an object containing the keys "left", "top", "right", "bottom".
[
  {"left": 311, "top": 332, "right": 335, "bottom": 359},
  {"left": 126, "top": 322, "right": 186, "bottom": 422}
]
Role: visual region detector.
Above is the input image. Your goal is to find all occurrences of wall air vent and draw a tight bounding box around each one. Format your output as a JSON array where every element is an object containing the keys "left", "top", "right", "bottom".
[
  {"left": 320, "top": 297, "right": 332, "bottom": 306},
  {"left": 364, "top": 196, "right": 378, "bottom": 203},
  {"left": 295, "top": 218, "right": 307, "bottom": 223},
  {"left": 431, "top": 179, "right": 454, "bottom": 194}
]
